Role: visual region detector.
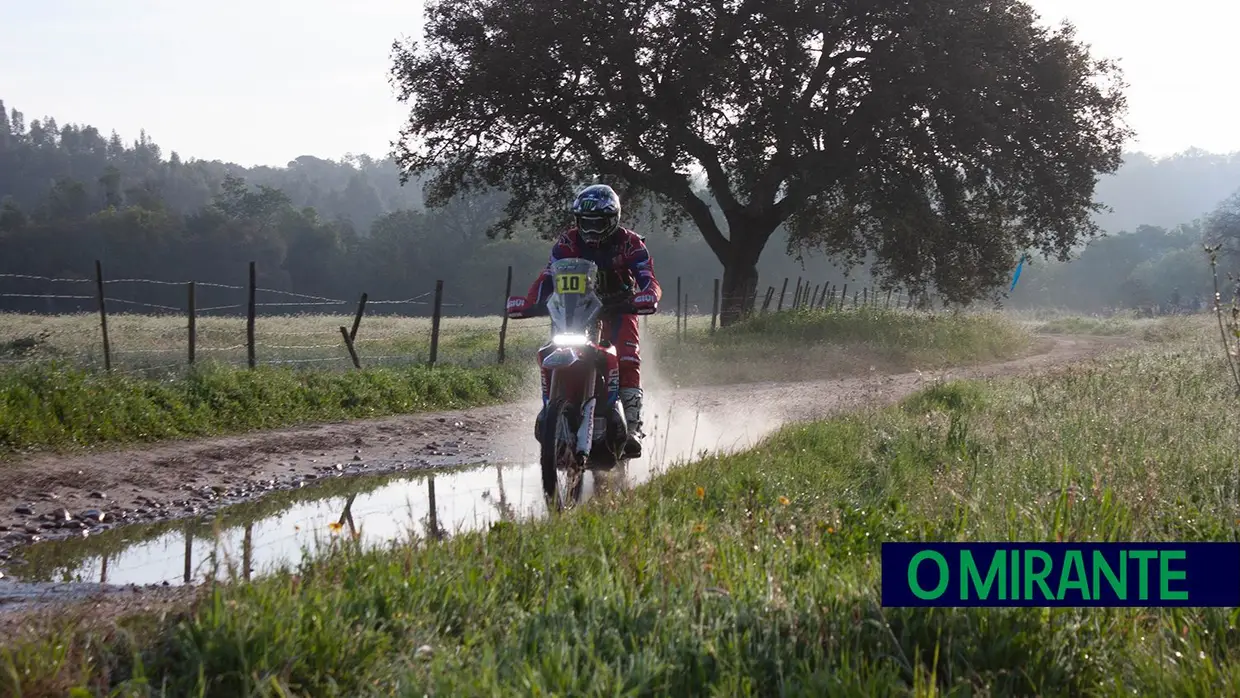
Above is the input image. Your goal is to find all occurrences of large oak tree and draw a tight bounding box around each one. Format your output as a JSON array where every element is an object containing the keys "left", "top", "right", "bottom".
[{"left": 391, "top": 0, "right": 1130, "bottom": 324}]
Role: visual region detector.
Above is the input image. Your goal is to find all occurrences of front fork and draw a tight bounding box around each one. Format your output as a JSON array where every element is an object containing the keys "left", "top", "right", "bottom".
[{"left": 535, "top": 345, "right": 619, "bottom": 454}]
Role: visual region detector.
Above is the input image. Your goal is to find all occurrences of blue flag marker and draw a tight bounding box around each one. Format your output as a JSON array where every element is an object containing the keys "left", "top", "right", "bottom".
[{"left": 1010, "top": 254, "right": 1027, "bottom": 292}]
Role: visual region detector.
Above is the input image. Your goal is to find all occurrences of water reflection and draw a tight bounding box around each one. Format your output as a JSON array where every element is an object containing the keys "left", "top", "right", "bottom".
[
  {"left": 8, "top": 378, "right": 776, "bottom": 589},
  {"left": 11, "top": 461, "right": 632, "bottom": 587}
]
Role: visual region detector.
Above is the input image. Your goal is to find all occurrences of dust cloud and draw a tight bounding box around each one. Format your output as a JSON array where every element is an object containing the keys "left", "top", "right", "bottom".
[{"left": 631, "top": 323, "right": 788, "bottom": 481}]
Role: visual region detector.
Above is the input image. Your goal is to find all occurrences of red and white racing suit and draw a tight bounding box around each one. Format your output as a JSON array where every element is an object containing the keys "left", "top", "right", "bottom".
[{"left": 519, "top": 226, "right": 662, "bottom": 395}]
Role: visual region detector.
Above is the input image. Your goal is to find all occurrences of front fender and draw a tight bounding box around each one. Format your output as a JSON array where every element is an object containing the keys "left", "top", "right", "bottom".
[{"left": 542, "top": 346, "right": 582, "bottom": 369}]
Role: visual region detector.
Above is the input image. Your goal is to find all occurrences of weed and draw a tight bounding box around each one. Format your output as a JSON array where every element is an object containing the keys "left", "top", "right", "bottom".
[{"left": 7, "top": 332, "right": 1238, "bottom": 695}]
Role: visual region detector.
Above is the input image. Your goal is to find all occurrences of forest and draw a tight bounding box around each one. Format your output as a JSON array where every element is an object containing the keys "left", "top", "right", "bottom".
[{"left": 1, "top": 97, "right": 1238, "bottom": 317}]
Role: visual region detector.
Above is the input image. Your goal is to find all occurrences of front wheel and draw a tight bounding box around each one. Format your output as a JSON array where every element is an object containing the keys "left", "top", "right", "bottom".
[{"left": 539, "top": 398, "right": 582, "bottom": 506}]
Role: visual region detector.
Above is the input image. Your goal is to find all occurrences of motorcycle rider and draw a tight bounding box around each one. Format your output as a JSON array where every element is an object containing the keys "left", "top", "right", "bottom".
[{"left": 506, "top": 184, "right": 661, "bottom": 458}]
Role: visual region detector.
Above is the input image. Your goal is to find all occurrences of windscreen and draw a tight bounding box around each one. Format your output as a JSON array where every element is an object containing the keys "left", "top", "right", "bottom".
[{"left": 547, "top": 258, "right": 601, "bottom": 335}]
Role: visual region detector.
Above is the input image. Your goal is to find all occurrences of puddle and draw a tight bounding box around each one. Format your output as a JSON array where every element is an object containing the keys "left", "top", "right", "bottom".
[
  {"left": 4, "top": 460, "right": 640, "bottom": 587},
  {"left": 3, "top": 374, "right": 783, "bottom": 589}
]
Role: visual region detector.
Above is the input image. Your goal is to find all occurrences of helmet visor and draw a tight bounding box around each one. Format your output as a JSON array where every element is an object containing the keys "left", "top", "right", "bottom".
[{"left": 577, "top": 214, "right": 613, "bottom": 240}]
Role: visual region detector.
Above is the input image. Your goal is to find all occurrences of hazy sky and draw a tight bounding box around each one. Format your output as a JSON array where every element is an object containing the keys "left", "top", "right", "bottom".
[{"left": 2, "top": 0, "right": 1237, "bottom": 167}]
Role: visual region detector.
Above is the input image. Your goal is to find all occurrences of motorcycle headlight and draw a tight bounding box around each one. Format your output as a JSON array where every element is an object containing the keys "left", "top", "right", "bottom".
[{"left": 552, "top": 333, "right": 589, "bottom": 347}]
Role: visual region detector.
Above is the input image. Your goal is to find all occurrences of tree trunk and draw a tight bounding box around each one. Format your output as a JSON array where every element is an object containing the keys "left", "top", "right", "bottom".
[
  {"left": 691, "top": 205, "right": 775, "bottom": 327},
  {"left": 719, "top": 254, "right": 761, "bottom": 326}
]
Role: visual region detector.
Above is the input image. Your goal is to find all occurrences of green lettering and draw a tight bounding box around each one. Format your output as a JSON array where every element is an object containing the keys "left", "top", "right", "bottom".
[
  {"left": 909, "top": 551, "right": 949, "bottom": 600},
  {"left": 1024, "top": 550, "right": 1054, "bottom": 600},
  {"left": 1057, "top": 550, "right": 1090, "bottom": 601},
  {"left": 1159, "top": 550, "right": 1188, "bottom": 601},
  {"left": 961, "top": 551, "right": 1006, "bottom": 600},
  {"left": 1092, "top": 550, "right": 1126, "bottom": 600},
  {"left": 1129, "top": 550, "right": 1157, "bottom": 600},
  {"left": 1011, "top": 549, "right": 1020, "bottom": 599}
]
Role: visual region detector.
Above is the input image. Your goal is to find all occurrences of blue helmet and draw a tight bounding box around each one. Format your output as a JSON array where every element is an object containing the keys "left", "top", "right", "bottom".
[{"left": 571, "top": 184, "right": 621, "bottom": 246}]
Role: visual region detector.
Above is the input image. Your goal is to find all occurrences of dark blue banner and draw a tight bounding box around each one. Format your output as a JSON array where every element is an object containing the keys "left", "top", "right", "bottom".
[{"left": 881, "top": 542, "right": 1240, "bottom": 607}]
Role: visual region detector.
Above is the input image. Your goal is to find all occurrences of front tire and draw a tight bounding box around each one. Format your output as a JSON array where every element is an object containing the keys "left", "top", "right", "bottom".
[{"left": 539, "top": 398, "right": 579, "bottom": 504}]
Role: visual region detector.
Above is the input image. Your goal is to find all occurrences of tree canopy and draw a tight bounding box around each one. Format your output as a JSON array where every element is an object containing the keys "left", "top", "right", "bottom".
[{"left": 392, "top": 0, "right": 1132, "bottom": 322}]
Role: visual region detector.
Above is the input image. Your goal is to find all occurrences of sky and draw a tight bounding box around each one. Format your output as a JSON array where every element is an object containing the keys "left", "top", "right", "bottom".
[{"left": 2, "top": 0, "right": 1238, "bottom": 168}]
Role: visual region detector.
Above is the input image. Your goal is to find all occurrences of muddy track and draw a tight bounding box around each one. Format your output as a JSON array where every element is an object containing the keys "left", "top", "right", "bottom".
[
  {"left": 0, "top": 334, "right": 1136, "bottom": 627},
  {"left": 0, "top": 333, "right": 1131, "bottom": 568}
]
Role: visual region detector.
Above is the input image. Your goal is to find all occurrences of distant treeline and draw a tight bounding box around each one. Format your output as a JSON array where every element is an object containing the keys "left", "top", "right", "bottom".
[{"left": 2, "top": 97, "right": 1239, "bottom": 315}]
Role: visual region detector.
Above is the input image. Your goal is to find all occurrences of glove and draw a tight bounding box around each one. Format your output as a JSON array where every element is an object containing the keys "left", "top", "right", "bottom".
[
  {"left": 506, "top": 296, "right": 530, "bottom": 318},
  {"left": 631, "top": 291, "right": 657, "bottom": 314}
]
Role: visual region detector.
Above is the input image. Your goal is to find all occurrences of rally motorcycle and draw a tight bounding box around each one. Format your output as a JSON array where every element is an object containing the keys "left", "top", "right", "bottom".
[{"left": 507, "top": 257, "right": 655, "bottom": 504}]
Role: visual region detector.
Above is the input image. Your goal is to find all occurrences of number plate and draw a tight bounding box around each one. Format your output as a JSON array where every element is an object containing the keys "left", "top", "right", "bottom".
[{"left": 555, "top": 273, "right": 587, "bottom": 295}]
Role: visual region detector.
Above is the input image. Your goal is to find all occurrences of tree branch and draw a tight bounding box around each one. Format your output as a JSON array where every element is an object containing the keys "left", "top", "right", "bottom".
[{"left": 754, "top": 48, "right": 869, "bottom": 208}]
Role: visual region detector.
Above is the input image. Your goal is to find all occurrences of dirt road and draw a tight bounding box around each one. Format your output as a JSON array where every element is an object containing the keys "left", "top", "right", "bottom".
[{"left": 0, "top": 333, "right": 1131, "bottom": 563}]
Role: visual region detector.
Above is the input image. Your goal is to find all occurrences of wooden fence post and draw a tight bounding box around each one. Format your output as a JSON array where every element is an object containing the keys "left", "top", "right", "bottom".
[
  {"left": 187, "top": 281, "right": 196, "bottom": 366},
  {"left": 793, "top": 277, "right": 803, "bottom": 309},
  {"left": 339, "top": 327, "right": 362, "bottom": 369},
  {"left": 762, "top": 286, "right": 775, "bottom": 313},
  {"left": 349, "top": 292, "right": 368, "bottom": 343},
  {"left": 94, "top": 260, "right": 111, "bottom": 371},
  {"left": 676, "top": 276, "right": 682, "bottom": 343},
  {"left": 498, "top": 265, "right": 512, "bottom": 364},
  {"left": 853, "top": 289, "right": 859, "bottom": 307},
  {"left": 429, "top": 280, "right": 444, "bottom": 366},
  {"left": 838, "top": 283, "right": 848, "bottom": 310},
  {"left": 683, "top": 294, "right": 689, "bottom": 337},
  {"left": 711, "top": 278, "right": 719, "bottom": 333},
  {"left": 247, "top": 261, "right": 256, "bottom": 369},
  {"left": 777, "top": 277, "right": 789, "bottom": 311},
  {"left": 885, "top": 289, "right": 892, "bottom": 308},
  {"left": 338, "top": 292, "right": 367, "bottom": 369},
  {"left": 863, "top": 287, "right": 868, "bottom": 306}
]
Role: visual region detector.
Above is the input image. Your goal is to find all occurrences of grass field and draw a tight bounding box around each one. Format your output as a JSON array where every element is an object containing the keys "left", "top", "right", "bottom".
[
  {"left": 660, "top": 307, "right": 1031, "bottom": 385},
  {"left": 0, "top": 307, "right": 1027, "bottom": 375},
  {"left": 4, "top": 319, "right": 1237, "bottom": 696},
  {"left": 999, "top": 307, "right": 1205, "bottom": 345},
  {"left": 0, "top": 362, "right": 525, "bottom": 458},
  {"left": 0, "top": 307, "right": 1034, "bottom": 456},
  {"left": 0, "top": 311, "right": 559, "bottom": 373}
]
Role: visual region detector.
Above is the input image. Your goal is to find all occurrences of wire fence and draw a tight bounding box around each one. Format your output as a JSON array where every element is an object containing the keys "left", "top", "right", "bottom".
[{"left": 0, "top": 261, "right": 927, "bottom": 376}]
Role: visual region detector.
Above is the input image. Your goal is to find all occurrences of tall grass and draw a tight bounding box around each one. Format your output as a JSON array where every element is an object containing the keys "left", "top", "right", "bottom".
[
  {"left": 0, "top": 308, "right": 1036, "bottom": 455},
  {"left": 6, "top": 326, "right": 1235, "bottom": 696},
  {"left": 657, "top": 307, "right": 1032, "bottom": 385},
  {"left": 1033, "top": 315, "right": 1136, "bottom": 336},
  {"left": 0, "top": 361, "right": 523, "bottom": 457}
]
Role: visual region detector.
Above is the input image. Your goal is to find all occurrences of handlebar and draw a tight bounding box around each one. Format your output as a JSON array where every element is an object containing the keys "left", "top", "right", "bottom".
[{"left": 509, "top": 297, "right": 656, "bottom": 320}]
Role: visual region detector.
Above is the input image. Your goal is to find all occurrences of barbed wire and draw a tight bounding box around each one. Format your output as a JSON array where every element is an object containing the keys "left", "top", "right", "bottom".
[
  {"left": 0, "top": 292, "right": 94, "bottom": 300},
  {"left": 0, "top": 272, "right": 463, "bottom": 309},
  {"left": 1, "top": 268, "right": 931, "bottom": 375},
  {"left": 106, "top": 298, "right": 183, "bottom": 312},
  {"left": 256, "top": 342, "right": 342, "bottom": 350},
  {"left": 265, "top": 356, "right": 349, "bottom": 365},
  {"left": 0, "top": 273, "right": 92, "bottom": 284}
]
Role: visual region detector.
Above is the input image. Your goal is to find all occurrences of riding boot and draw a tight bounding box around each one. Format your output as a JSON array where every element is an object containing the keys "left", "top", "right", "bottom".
[{"left": 620, "top": 386, "right": 644, "bottom": 458}]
